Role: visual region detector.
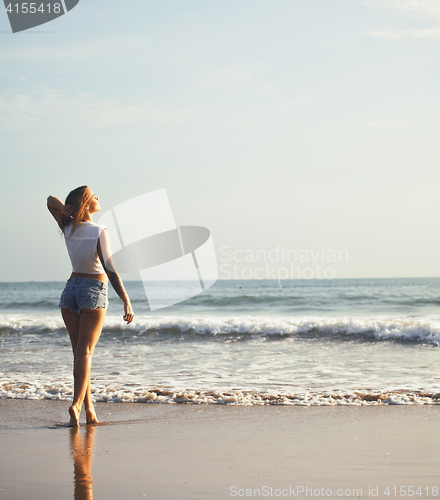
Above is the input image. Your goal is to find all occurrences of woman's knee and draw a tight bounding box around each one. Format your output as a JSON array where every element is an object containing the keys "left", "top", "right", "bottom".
[{"left": 75, "top": 345, "right": 95, "bottom": 358}]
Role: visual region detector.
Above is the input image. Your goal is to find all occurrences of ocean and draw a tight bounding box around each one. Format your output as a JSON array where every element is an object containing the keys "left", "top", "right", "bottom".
[{"left": 1, "top": 278, "right": 440, "bottom": 405}]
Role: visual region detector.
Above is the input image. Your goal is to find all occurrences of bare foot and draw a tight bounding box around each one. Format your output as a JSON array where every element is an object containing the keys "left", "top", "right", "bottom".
[
  {"left": 86, "top": 406, "right": 99, "bottom": 424},
  {"left": 68, "top": 405, "right": 80, "bottom": 427}
]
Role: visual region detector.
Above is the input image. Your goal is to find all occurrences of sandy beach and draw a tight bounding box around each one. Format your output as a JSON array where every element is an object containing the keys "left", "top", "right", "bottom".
[{"left": 1, "top": 400, "right": 440, "bottom": 499}]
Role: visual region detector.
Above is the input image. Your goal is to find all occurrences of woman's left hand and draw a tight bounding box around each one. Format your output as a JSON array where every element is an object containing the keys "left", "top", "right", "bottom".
[{"left": 123, "top": 302, "right": 134, "bottom": 324}]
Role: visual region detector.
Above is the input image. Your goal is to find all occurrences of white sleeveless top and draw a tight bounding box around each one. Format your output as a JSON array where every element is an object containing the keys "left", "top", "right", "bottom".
[{"left": 64, "top": 222, "right": 107, "bottom": 274}]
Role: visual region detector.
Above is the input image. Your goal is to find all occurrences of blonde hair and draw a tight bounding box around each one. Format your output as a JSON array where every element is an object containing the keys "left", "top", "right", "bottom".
[{"left": 60, "top": 186, "right": 91, "bottom": 235}]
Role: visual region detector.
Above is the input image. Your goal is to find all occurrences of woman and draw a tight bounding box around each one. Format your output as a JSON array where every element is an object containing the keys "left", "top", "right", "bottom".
[{"left": 47, "top": 186, "right": 134, "bottom": 427}]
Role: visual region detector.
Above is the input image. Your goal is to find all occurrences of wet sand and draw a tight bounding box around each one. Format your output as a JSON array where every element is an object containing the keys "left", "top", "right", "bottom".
[{"left": 1, "top": 399, "right": 440, "bottom": 499}]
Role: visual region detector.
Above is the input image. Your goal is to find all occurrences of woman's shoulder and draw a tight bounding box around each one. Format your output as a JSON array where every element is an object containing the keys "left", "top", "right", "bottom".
[
  {"left": 94, "top": 222, "right": 107, "bottom": 233},
  {"left": 86, "top": 221, "right": 107, "bottom": 235},
  {"left": 66, "top": 222, "right": 107, "bottom": 238}
]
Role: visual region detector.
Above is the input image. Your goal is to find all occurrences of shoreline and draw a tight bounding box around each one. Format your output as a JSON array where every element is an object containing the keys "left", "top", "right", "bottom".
[
  {"left": 3, "top": 388, "right": 440, "bottom": 405},
  {"left": 1, "top": 399, "right": 440, "bottom": 499}
]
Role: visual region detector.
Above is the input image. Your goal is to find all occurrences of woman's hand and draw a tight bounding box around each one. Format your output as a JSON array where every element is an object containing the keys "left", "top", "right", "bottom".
[
  {"left": 63, "top": 204, "right": 74, "bottom": 217},
  {"left": 123, "top": 301, "right": 134, "bottom": 324},
  {"left": 103, "top": 266, "right": 134, "bottom": 324},
  {"left": 47, "top": 196, "right": 70, "bottom": 229}
]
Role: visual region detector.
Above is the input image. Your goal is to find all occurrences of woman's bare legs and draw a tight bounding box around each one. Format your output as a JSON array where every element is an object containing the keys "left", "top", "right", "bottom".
[
  {"left": 62, "top": 307, "right": 107, "bottom": 426},
  {"left": 62, "top": 310, "right": 94, "bottom": 412},
  {"left": 62, "top": 309, "right": 99, "bottom": 424}
]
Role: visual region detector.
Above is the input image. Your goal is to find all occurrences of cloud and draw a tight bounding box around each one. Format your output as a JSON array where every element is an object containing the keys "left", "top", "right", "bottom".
[
  {"left": 0, "top": 89, "right": 194, "bottom": 132},
  {"left": 361, "top": 0, "right": 440, "bottom": 40},
  {"left": 0, "top": 34, "right": 151, "bottom": 63},
  {"left": 360, "top": 0, "right": 440, "bottom": 20},
  {"left": 196, "top": 66, "right": 274, "bottom": 93},
  {"left": 362, "top": 119, "right": 409, "bottom": 127},
  {"left": 367, "top": 26, "right": 440, "bottom": 39}
]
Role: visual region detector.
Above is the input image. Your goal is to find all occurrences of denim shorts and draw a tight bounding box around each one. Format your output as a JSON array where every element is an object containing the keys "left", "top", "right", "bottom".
[{"left": 59, "top": 277, "right": 108, "bottom": 313}]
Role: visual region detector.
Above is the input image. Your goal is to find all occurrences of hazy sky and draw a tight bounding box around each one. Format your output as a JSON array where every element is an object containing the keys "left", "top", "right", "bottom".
[{"left": 0, "top": 0, "right": 439, "bottom": 281}]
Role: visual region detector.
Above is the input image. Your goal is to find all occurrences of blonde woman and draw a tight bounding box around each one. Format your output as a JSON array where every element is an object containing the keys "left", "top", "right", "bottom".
[{"left": 47, "top": 186, "right": 134, "bottom": 426}]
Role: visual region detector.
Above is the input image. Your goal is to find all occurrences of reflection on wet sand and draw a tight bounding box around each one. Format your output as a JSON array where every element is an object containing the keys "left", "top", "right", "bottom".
[{"left": 70, "top": 426, "right": 96, "bottom": 500}]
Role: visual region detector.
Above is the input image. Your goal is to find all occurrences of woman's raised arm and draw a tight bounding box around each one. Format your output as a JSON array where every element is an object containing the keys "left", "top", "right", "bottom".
[{"left": 47, "top": 195, "right": 73, "bottom": 229}]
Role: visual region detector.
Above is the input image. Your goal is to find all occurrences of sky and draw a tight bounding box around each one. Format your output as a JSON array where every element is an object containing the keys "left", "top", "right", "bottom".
[{"left": 0, "top": 0, "right": 439, "bottom": 281}]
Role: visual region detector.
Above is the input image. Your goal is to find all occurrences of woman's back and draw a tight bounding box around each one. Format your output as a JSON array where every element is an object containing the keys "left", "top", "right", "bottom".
[{"left": 64, "top": 221, "right": 106, "bottom": 274}]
